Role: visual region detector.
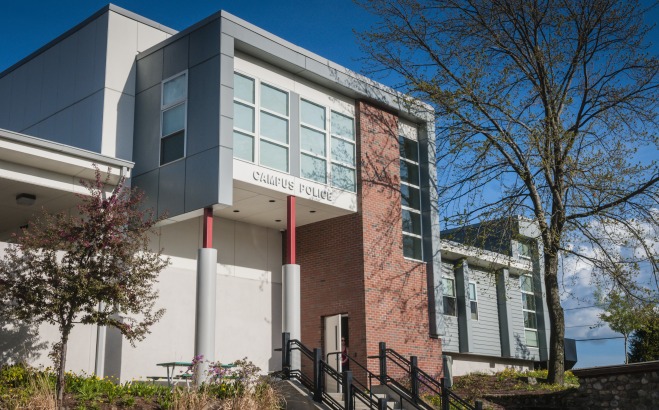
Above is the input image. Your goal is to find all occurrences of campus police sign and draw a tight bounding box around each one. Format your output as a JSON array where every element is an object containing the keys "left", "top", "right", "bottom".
[{"left": 233, "top": 159, "right": 356, "bottom": 211}]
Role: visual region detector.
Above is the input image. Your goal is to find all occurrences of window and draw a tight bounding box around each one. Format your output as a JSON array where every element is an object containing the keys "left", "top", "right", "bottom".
[
  {"left": 518, "top": 240, "right": 532, "bottom": 259},
  {"left": 160, "top": 72, "right": 187, "bottom": 165},
  {"left": 300, "top": 99, "right": 356, "bottom": 191},
  {"left": 520, "top": 275, "right": 538, "bottom": 347},
  {"left": 400, "top": 136, "right": 422, "bottom": 260},
  {"left": 442, "top": 277, "right": 457, "bottom": 316},
  {"left": 233, "top": 73, "right": 290, "bottom": 172},
  {"left": 468, "top": 282, "right": 478, "bottom": 320}
]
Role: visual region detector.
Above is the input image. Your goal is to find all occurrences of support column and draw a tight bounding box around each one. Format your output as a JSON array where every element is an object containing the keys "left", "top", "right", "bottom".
[
  {"left": 283, "top": 196, "right": 301, "bottom": 369},
  {"left": 454, "top": 259, "right": 473, "bottom": 353},
  {"left": 94, "top": 302, "right": 106, "bottom": 377},
  {"left": 195, "top": 207, "right": 217, "bottom": 386}
]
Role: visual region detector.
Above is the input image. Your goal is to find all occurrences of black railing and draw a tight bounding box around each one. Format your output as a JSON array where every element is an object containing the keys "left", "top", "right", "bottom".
[
  {"left": 279, "top": 333, "right": 385, "bottom": 410},
  {"left": 373, "top": 342, "right": 483, "bottom": 410},
  {"left": 279, "top": 333, "right": 480, "bottom": 410}
]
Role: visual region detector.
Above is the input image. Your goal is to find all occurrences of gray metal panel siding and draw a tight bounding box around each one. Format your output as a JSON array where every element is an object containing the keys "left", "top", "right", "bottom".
[
  {"left": 133, "top": 85, "right": 161, "bottom": 176},
  {"left": 441, "top": 262, "right": 460, "bottom": 352},
  {"left": 218, "top": 146, "right": 233, "bottom": 205},
  {"left": 189, "top": 20, "right": 221, "bottom": 67},
  {"left": 185, "top": 148, "right": 220, "bottom": 212},
  {"left": 158, "top": 160, "right": 186, "bottom": 216},
  {"left": 132, "top": 169, "right": 159, "bottom": 213},
  {"left": 136, "top": 49, "right": 163, "bottom": 94},
  {"left": 469, "top": 267, "right": 502, "bottom": 357},
  {"left": 163, "top": 36, "right": 189, "bottom": 80},
  {"left": 187, "top": 56, "right": 220, "bottom": 156}
]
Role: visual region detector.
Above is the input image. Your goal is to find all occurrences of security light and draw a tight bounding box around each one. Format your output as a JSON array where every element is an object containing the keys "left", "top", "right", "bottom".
[{"left": 16, "top": 193, "right": 36, "bottom": 206}]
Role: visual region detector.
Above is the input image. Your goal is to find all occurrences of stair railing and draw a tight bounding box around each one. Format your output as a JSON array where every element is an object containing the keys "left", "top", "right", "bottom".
[
  {"left": 279, "top": 333, "right": 387, "bottom": 410},
  {"left": 373, "top": 342, "right": 483, "bottom": 410}
]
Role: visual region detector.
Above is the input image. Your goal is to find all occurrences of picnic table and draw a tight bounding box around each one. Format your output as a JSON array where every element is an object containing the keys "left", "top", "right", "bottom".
[{"left": 149, "top": 361, "right": 237, "bottom": 387}]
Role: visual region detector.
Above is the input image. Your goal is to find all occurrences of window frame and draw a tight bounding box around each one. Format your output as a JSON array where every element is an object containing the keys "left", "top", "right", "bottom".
[
  {"left": 518, "top": 240, "right": 533, "bottom": 260},
  {"left": 160, "top": 71, "right": 188, "bottom": 166},
  {"left": 399, "top": 135, "right": 423, "bottom": 261},
  {"left": 520, "top": 274, "right": 539, "bottom": 347},
  {"left": 233, "top": 72, "right": 291, "bottom": 173},
  {"left": 468, "top": 282, "right": 479, "bottom": 320},
  {"left": 442, "top": 277, "right": 457, "bottom": 317}
]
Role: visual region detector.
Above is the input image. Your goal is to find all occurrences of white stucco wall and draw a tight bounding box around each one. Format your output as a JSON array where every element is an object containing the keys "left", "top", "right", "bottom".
[{"left": 0, "top": 215, "right": 282, "bottom": 382}]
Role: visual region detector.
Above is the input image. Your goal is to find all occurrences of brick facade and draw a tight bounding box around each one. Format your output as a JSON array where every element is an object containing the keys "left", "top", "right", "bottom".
[{"left": 298, "top": 101, "right": 442, "bottom": 382}]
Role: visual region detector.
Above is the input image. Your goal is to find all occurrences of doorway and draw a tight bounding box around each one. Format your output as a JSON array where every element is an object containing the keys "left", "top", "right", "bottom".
[{"left": 323, "top": 314, "right": 349, "bottom": 393}]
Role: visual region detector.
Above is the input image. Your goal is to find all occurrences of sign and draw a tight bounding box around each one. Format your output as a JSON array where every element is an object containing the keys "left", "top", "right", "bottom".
[{"left": 252, "top": 170, "right": 334, "bottom": 202}]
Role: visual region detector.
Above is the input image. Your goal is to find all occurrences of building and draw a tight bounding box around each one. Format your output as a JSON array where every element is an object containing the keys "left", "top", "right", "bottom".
[{"left": 0, "top": 4, "right": 549, "bottom": 382}]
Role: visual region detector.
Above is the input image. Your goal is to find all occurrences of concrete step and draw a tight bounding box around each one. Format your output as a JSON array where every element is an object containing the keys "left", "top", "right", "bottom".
[{"left": 327, "top": 392, "right": 401, "bottom": 409}]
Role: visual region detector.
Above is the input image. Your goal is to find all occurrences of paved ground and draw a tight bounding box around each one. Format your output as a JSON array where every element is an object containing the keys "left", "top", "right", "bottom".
[{"left": 277, "top": 380, "right": 326, "bottom": 410}]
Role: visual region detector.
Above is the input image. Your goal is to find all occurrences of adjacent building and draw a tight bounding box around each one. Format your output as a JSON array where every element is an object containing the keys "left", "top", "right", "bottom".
[{"left": 0, "top": 4, "right": 554, "bottom": 382}]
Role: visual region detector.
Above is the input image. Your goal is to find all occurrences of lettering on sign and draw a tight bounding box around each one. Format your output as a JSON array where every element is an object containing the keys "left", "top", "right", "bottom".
[{"left": 252, "top": 171, "right": 334, "bottom": 202}]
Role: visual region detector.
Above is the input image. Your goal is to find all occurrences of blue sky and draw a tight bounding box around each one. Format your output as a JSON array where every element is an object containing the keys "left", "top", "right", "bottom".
[{"left": 0, "top": 0, "right": 645, "bottom": 370}]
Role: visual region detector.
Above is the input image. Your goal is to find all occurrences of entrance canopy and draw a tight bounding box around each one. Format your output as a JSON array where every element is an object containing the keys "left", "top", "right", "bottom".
[{"left": 0, "top": 128, "right": 133, "bottom": 240}]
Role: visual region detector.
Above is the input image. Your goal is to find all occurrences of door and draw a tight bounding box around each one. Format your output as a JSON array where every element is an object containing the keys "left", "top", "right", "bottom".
[{"left": 324, "top": 314, "right": 342, "bottom": 392}]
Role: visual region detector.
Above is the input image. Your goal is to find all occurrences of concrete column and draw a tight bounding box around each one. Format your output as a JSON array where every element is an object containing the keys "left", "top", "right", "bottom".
[
  {"left": 94, "top": 302, "right": 106, "bottom": 377},
  {"left": 282, "top": 263, "right": 301, "bottom": 369},
  {"left": 496, "top": 268, "right": 515, "bottom": 357},
  {"left": 194, "top": 247, "right": 217, "bottom": 385},
  {"left": 454, "top": 259, "right": 473, "bottom": 353}
]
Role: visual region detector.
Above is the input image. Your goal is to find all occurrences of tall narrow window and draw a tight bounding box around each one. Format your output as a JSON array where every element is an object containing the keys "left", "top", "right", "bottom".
[
  {"left": 330, "top": 111, "right": 356, "bottom": 191},
  {"left": 161, "top": 72, "right": 187, "bottom": 165},
  {"left": 442, "top": 277, "right": 457, "bottom": 316},
  {"left": 400, "top": 135, "right": 422, "bottom": 260},
  {"left": 468, "top": 282, "right": 479, "bottom": 320},
  {"left": 521, "top": 275, "right": 538, "bottom": 347},
  {"left": 233, "top": 73, "right": 290, "bottom": 172},
  {"left": 518, "top": 240, "right": 532, "bottom": 259},
  {"left": 300, "top": 99, "right": 327, "bottom": 183}
]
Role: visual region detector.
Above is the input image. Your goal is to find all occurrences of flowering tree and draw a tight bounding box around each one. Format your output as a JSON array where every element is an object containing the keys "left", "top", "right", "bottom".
[{"left": 0, "top": 168, "right": 169, "bottom": 403}]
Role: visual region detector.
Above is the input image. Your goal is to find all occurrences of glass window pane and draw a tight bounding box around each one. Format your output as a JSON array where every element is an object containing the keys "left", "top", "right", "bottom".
[
  {"left": 301, "top": 126, "right": 326, "bottom": 156},
  {"left": 470, "top": 301, "right": 478, "bottom": 320},
  {"left": 260, "top": 140, "right": 288, "bottom": 172},
  {"left": 233, "top": 131, "right": 254, "bottom": 162},
  {"left": 331, "top": 112, "right": 354, "bottom": 140},
  {"left": 522, "top": 293, "right": 536, "bottom": 311},
  {"left": 331, "top": 137, "right": 355, "bottom": 165},
  {"left": 401, "top": 184, "right": 421, "bottom": 209},
  {"left": 403, "top": 234, "right": 422, "bottom": 259},
  {"left": 521, "top": 276, "right": 533, "bottom": 292},
  {"left": 161, "top": 131, "right": 185, "bottom": 165},
  {"left": 400, "top": 160, "right": 420, "bottom": 185},
  {"left": 260, "top": 112, "right": 288, "bottom": 144},
  {"left": 301, "top": 154, "right": 327, "bottom": 183},
  {"left": 261, "top": 83, "right": 288, "bottom": 116},
  {"left": 163, "top": 74, "right": 187, "bottom": 106},
  {"left": 443, "top": 296, "right": 456, "bottom": 316},
  {"left": 442, "top": 278, "right": 455, "bottom": 297},
  {"left": 301, "top": 100, "right": 325, "bottom": 129},
  {"left": 162, "top": 104, "right": 185, "bottom": 136},
  {"left": 399, "top": 136, "right": 419, "bottom": 162},
  {"left": 469, "top": 283, "right": 477, "bottom": 301},
  {"left": 234, "top": 73, "right": 254, "bottom": 103},
  {"left": 331, "top": 164, "right": 355, "bottom": 192},
  {"left": 402, "top": 209, "right": 422, "bottom": 235},
  {"left": 519, "top": 241, "right": 532, "bottom": 258},
  {"left": 525, "top": 330, "right": 539, "bottom": 347},
  {"left": 234, "top": 102, "right": 254, "bottom": 132},
  {"left": 524, "top": 311, "right": 537, "bottom": 329}
]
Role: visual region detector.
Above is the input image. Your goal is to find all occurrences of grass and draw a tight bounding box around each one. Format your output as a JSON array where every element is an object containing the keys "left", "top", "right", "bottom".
[{"left": 0, "top": 363, "right": 284, "bottom": 409}]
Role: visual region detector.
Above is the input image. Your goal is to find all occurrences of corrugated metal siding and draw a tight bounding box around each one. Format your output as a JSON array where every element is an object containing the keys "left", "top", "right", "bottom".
[
  {"left": 469, "top": 267, "right": 501, "bottom": 356},
  {"left": 441, "top": 261, "right": 460, "bottom": 352}
]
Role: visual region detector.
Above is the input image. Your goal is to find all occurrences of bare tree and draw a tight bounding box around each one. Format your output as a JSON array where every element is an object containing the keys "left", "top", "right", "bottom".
[{"left": 357, "top": 0, "right": 659, "bottom": 383}]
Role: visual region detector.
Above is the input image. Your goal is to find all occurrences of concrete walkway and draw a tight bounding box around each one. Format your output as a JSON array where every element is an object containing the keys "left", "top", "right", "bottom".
[{"left": 277, "top": 379, "right": 327, "bottom": 410}]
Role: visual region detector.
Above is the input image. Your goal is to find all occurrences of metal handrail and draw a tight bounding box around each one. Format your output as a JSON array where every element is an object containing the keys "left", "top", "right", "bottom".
[{"left": 327, "top": 351, "right": 382, "bottom": 406}]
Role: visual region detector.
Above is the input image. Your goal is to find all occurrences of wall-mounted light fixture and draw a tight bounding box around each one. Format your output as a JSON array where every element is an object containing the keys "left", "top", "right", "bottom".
[{"left": 16, "top": 193, "right": 36, "bottom": 206}]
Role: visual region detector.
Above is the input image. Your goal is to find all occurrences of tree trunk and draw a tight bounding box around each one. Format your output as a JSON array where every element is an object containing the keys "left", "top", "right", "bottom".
[
  {"left": 56, "top": 330, "right": 70, "bottom": 407},
  {"left": 624, "top": 335, "right": 629, "bottom": 364},
  {"left": 544, "top": 249, "right": 565, "bottom": 384}
]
